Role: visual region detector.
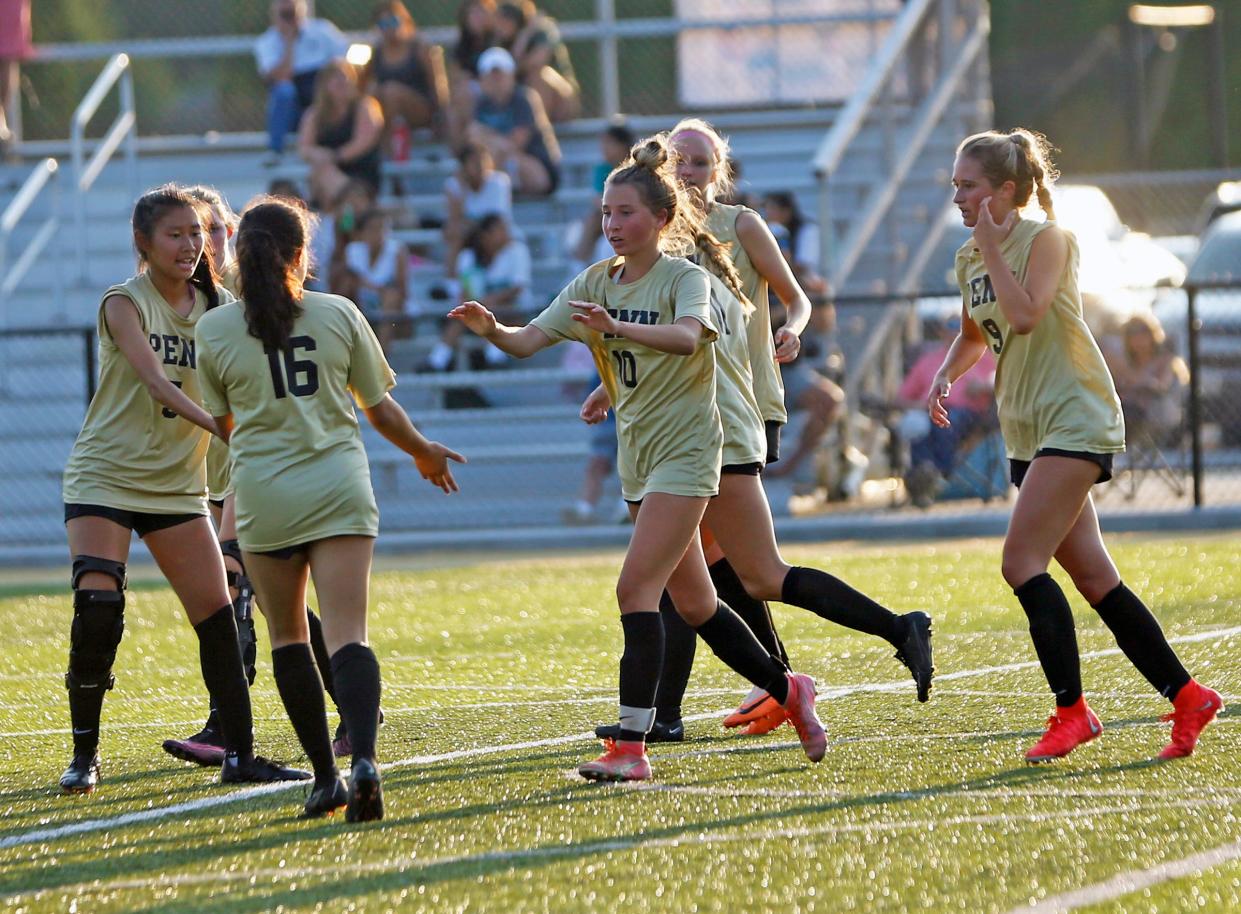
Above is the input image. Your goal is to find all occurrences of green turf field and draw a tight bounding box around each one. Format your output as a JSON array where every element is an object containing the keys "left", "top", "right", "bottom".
[{"left": 1, "top": 534, "right": 1238, "bottom": 913}]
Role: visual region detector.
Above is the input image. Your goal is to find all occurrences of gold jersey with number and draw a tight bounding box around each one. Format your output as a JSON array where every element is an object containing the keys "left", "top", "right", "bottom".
[
  {"left": 195, "top": 291, "right": 396, "bottom": 552},
  {"left": 706, "top": 274, "right": 765, "bottom": 467},
  {"left": 531, "top": 254, "right": 722, "bottom": 501},
  {"left": 705, "top": 202, "right": 787, "bottom": 425},
  {"left": 62, "top": 273, "right": 220, "bottom": 514},
  {"left": 955, "top": 218, "right": 1124, "bottom": 461},
  {"left": 206, "top": 259, "right": 241, "bottom": 501}
]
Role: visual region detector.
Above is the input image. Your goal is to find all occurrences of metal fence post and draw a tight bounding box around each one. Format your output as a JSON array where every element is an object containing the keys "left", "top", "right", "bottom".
[
  {"left": 1186, "top": 285, "right": 1203, "bottom": 507},
  {"left": 595, "top": 0, "right": 620, "bottom": 119}
]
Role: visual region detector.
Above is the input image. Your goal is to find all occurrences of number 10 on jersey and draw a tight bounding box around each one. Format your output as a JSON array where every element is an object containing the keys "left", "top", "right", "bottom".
[{"left": 612, "top": 349, "right": 637, "bottom": 389}]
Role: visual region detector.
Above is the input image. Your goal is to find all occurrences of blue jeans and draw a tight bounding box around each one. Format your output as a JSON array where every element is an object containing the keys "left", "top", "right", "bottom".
[{"left": 266, "top": 72, "right": 317, "bottom": 153}]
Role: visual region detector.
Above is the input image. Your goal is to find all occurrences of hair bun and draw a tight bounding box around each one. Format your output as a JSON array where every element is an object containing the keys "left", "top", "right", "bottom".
[{"left": 632, "top": 138, "right": 669, "bottom": 171}]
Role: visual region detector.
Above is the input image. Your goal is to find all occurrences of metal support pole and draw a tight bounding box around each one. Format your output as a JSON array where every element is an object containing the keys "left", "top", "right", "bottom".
[
  {"left": 121, "top": 68, "right": 139, "bottom": 203},
  {"left": 1186, "top": 286, "right": 1203, "bottom": 507},
  {"left": 84, "top": 327, "right": 97, "bottom": 408},
  {"left": 596, "top": 0, "right": 620, "bottom": 119}
]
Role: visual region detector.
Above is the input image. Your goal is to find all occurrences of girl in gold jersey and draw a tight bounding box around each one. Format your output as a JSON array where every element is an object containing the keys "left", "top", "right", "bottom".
[
  {"left": 164, "top": 186, "right": 355, "bottom": 768},
  {"left": 58, "top": 185, "right": 310, "bottom": 794},
  {"left": 451, "top": 135, "right": 827, "bottom": 782},
  {"left": 197, "top": 196, "right": 463, "bottom": 820},
  {"left": 931, "top": 129, "right": 1221, "bottom": 763}
]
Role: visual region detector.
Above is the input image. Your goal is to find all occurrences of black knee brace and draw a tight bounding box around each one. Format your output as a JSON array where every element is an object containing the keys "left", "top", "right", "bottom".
[
  {"left": 71, "top": 555, "right": 127, "bottom": 591},
  {"left": 218, "top": 539, "right": 257, "bottom": 683},
  {"left": 66, "top": 588, "right": 125, "bottom": 692}
]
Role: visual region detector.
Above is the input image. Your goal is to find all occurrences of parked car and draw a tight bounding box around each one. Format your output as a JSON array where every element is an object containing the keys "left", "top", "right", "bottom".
[{"left": 1154, "top": 210, "right": 1241, "bottom": 444}]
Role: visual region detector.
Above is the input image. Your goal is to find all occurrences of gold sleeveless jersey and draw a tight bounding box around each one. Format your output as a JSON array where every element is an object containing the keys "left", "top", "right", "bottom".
[
  {"left": 531, "top": 254, "right": 723, "bottom": 500},
  {"left": 196, "top": 291, "right": 396, "bottom": 552},
  {"left": 705, "top": 202, "right": 787, "bottom": 424},
  {"left": 706, "top": 274, "right": 765, "bottom": 467},
  {"left": 955, "top": 218, "right": 1124, "bottom": 460},
  {"left": 63, "top": 273, "right": 217, "bottom": 514}
]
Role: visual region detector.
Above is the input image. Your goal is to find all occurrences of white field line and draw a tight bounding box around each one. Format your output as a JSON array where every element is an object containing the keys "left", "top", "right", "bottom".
[
  {"left": 1006, "top": 838, "right": 1241, "bottom": 913},
  {"left": 1, "top": 802, "right": 1224, "bottom": 905},
  {"left": 2, "top": 624, "right": 1237, "bottom": 851},
  {"left": 622, "top": 781, "right": 1241, "bottom": 803}
]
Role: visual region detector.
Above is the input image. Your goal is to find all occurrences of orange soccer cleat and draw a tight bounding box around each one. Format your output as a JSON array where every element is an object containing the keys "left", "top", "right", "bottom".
[
  {"left": 723, "top": 686, "right": 782, "bottom": 729},
  {"left": 1158, "top": 680, "right": 1224, "bottom": 760},
  {"left": 781, "top": 673, "right": 826, "bottom": 762},
  {"left": 578, "top": 739, "right": 652, "bottom": 782},
  {"left": 1024, "top": 697, "right": 1102, "bottom": 763}
]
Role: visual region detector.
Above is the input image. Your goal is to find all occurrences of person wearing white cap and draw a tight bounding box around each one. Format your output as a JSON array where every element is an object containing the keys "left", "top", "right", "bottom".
[{"left": 466, "top": 46, "right": 561, "bottom": 196}]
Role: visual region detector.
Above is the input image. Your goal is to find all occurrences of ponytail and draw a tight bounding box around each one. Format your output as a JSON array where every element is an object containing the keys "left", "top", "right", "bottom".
[
  {"left": 234, "top": 197, "right": 311, "bottom": 351},
  {"left": 695, "top": 229, "right": 751, "bottom": 316}
]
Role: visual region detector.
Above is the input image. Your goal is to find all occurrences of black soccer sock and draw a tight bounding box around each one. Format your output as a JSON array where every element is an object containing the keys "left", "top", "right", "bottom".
[
  {"left": 694, "top": 602, "right": 789, "bottom": 704},
  {"left": 305, "top": 608, "right": 338, "bottom": 705},
  {"left": 1014, "top": 573, "right": 1083, "bottom": 708},
  {"left": 272, "top": 643, "right": 337, "bottom": 784},
  {"left": 782, "top": 566, "right": 904, "bottom": 645},
  {"left": 710, "top": 557, "right": 790, "bottom": 668},
  {"left": 330, "top": 643, "right": 382, "bottom": 763},
  {"left": 194, "top": 605, "right": 255, "bottom": 759},
  {"left": 653, "top": 591, "right": 695, "bottom": 723},
  {"left": 1092, "top": 582, "right": 1191, "bottom": 700},
  {"left": 618, "top": 612, "right": 664, "bottom": 740}
]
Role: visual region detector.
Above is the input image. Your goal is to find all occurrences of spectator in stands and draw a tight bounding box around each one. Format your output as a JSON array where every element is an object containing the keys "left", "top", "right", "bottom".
[
  {"left": 306, "top": 179, "right": 377, "bottom": 293},
  {"left": 763, "top": 191, "right": 829, "bottom": 300},
  {"left": 446, "top": 0, "right": 497, "bottom": 144},
  {"left": 443, "top": 140, "right": 513, "bottom": 277},
  {"left": 0, "top": 0, "right": 30, "bottom": 154},
  {"left": 493, "top": 1, "right": 580, "bottom": 122},
  {"left": 1107, "top": 313, "right": 1188, "bottom": 438},
  {"left": 467, "top": 47, "right": 561, "bottom": 196},
  {"left": 897, "top": 314, "right": 996, "bottom": 506},
  {"left": 571, "top": 121, "right": 636, "bottom": 269},
  {"left": 254, "top": 0, "right": 348, "bottom": 161},
  {"left": 427, "top": 213, "right": 531, "bottom": 371},
  {"left": 338, "top": 209, "right": 411, "bottom": 352},
  {"left": 362, "top": 1, "right": 449, "bottom": 151},
  {"left": 764, "top": 302, "right": 848, "bottom": 483},
  {"left": 298, "top": 60, "right": 385, "bottom": 206}
]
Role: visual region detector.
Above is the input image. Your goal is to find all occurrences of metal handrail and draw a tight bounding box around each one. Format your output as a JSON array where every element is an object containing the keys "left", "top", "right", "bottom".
[
  {"left": 0, "top": 158, "right": 62, "bottom": 328},
  {"left": 71, "top": 53, "right": 138, "bottom": 285}
]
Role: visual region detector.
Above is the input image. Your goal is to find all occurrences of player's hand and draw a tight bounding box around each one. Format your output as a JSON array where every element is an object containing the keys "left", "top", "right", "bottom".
[
  {"left": 773, "top": 326, "right": 801, "bottom": 363},
  {"left": 927, "top": 376, "right": 952, "bottom": 428},
  {"left": 447, "top": 300, "right": 498, "bottom": 338},
  {"left": 568, "top": 300, "right": 618, "bottom": 335},
  {"left": 414, "top": 442, "right": 467, "bottom": 494},
  {"left": 973, "top": 197, "right": 1017, "bottom": 249},
  {"left": 580, "top": 385, "right": 612, "bottom": 425}
]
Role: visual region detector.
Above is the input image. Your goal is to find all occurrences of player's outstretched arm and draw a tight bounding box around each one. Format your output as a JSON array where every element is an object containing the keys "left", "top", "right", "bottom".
[
  {"left": 447, "top": 300, "right": 553, "bottom": 359},
  {"left": 362, "top": 394, "right": 467, "bottom": 493},
  {"left": 104, "top": 295, "right": 222, "bottom": 436}
]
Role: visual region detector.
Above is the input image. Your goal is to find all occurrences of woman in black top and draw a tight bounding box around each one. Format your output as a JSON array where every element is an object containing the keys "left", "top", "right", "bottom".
[
  {"left": 363, "top": 1, "right": 448, "bottom": 141},
  {"left": 298, "top": 60, "right": 385, "bottom": 205}
]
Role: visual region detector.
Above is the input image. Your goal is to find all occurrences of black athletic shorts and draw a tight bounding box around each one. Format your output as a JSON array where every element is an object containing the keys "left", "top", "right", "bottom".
[
  {"left": 64, "top": 503, "right": 204, "bottom": 538},
  {"left": 1009, "top": 449, "right": 1114, "bottom": 488},
  {"left": 208, "top": 497, "right": 225, "bottom": 510},
  {"left": 252, "top": 542, "right": 312, "bottom": 560},
  {"left": 764, "top": 420, "right": 783, "bottom": 466},
  {"left": 722, "top": 462, "right": 763, "bottom": 476}
]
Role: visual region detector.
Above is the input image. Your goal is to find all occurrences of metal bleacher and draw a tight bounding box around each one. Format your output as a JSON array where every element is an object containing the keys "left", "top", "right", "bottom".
[{"left": 0, "top": 0, "right": 991, "bottom": 561}]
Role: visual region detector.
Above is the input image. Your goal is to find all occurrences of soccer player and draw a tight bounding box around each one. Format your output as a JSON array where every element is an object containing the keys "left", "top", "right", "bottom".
[
  {"left": 163, "top": 186, "right": 363, "bottom": 766},
  {"left": 59, "top": 185, "right": 310, "bottom": 794},
  {"left": 591, "top": 249, "right": 932, "bottom": 744},
  {"left": 195, "top": 196, "right": 465, "bottom": 820},
  {"left": 931, "top": 128, "right": 1222, "bottom": 762},
  {"left": 641, "top": 119, "right": 932, "bottom": 734},
  {"left": 450, "top": 135, "right": 826, "bottom": 782}
]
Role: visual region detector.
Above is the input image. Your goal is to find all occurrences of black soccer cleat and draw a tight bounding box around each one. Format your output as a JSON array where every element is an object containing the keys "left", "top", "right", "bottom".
[
  {"left": 60, "top": 753, "right": 101, "bottom": 794},
  {"left": 162, "top": 724, "right": 226, "bottom": 767},
  {"left": 593, "top": 719, "right": 685, "bottom": 743},
  {"left": 300, "top": 776, "right": 349, "bottom": 819},
  {"left": 220, "top": 754, "right": 312, "bottom": 784},
  {"left": 894, "top": 611, "right": 934, "bottom": 702},
  {"left": 346, "top": 758, "right": 384, "bottom": 823}
]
